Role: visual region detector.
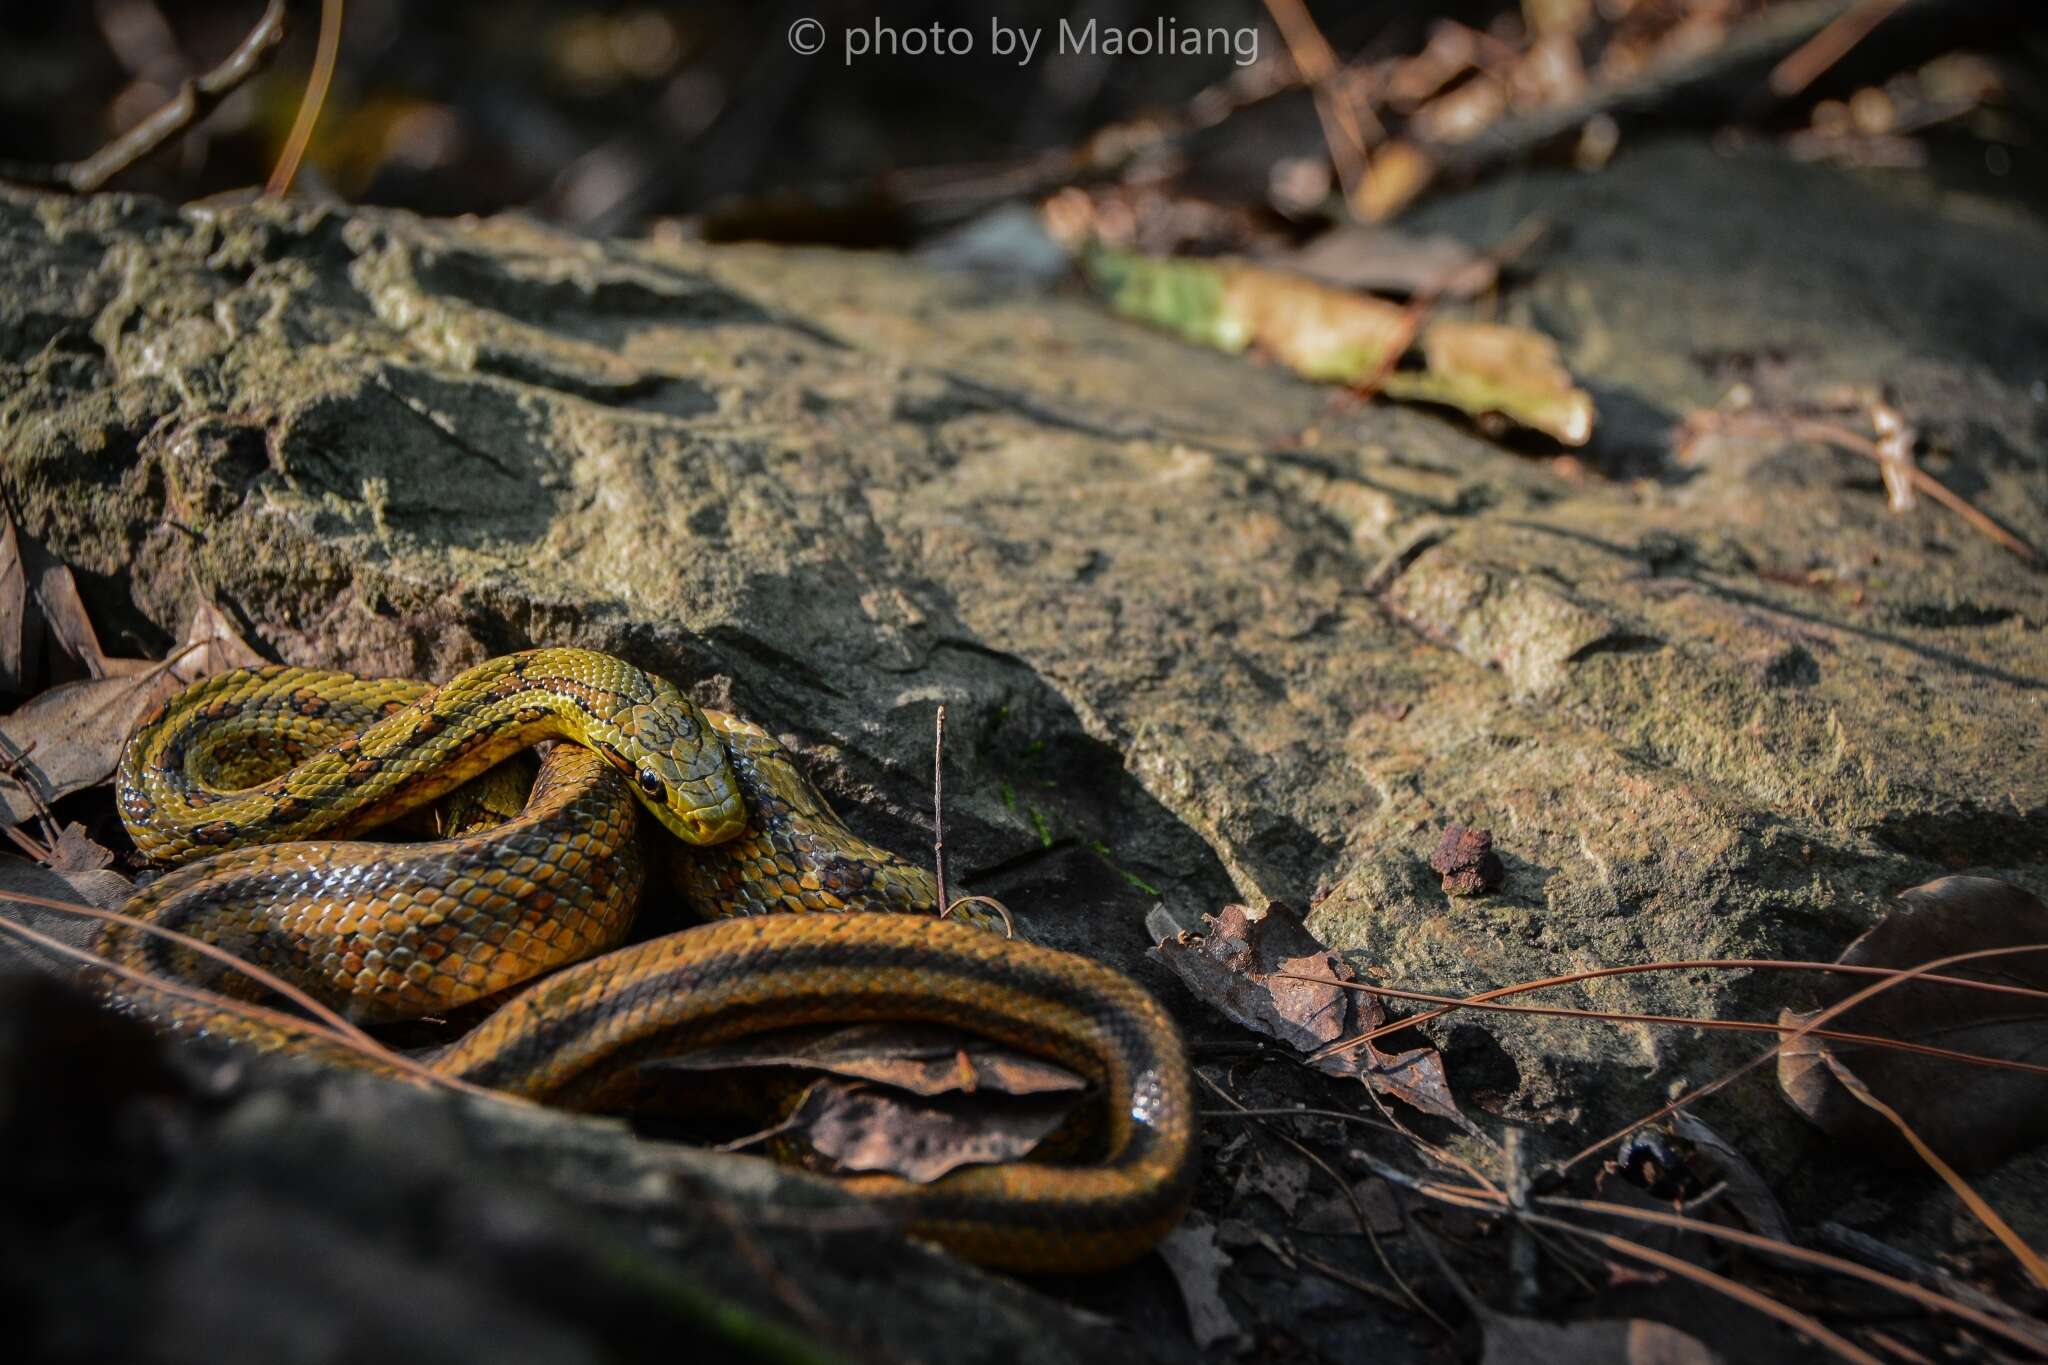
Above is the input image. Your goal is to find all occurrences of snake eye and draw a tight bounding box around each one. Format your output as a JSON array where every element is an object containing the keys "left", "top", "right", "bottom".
[{"left": 636, "top": 769, "right": 664, "bottom": 798}]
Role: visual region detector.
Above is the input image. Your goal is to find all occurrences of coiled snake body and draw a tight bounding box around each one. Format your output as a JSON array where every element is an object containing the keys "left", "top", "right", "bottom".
[{"left": 99, "top": 648, "right": 1196, "bottom": 1271}]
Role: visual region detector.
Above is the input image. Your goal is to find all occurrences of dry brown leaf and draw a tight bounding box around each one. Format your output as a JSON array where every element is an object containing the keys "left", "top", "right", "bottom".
[
  {"left": 183, "top": 601, "right": 267, "bottom": 676},
  {"left": 783, "top": 1077, "right": 1075, "bottom": 1183},
  {"left": 45, "top": 822, "right": 116, "bottom": 873},
  {"left": 0, "top": 509, "right": 126, "bottom": 687},
  {"left": 1298, "top": 1175, "right": 1406, "bottom": 1236},
  {"left": 1777, "top": 876, "right": 2048, "bottom": 1172},
  {"left": 1481, "top": 1314, "right": 1721, "bottom": 1365},
  {"left": 1234, "top": 1146, "right": 1311, "bottom": 1217},
  {"left": 0, "top": 603, "right": 265, "bottom": 827},
  {"left": 1813, "top": 1040, "right": 2048, "bottom": 1289},
  {"left": 0, "top": 673, "right": 183, "bottom": 825},
  {"left": 1384, "top": 320, "right": 1596, "bottom": 445},
  {"left": 1151, "top": 901, "right": 1460, "bottom": 1121},
  {"left": 652, "top": 1021, "right": 1085, "bottom": 1098},
  {"left": 1089, "top": 250, "right": 1592, "bottom": 443},
  {"left": 1156, "top": 1214, "right": 1245, "bottom": 1349},
  {"left": 33, "top": 561, "right": 108, "bottom": 680},
  {"left": 0, "top": 852, "right": 134, "bottom": 982}
]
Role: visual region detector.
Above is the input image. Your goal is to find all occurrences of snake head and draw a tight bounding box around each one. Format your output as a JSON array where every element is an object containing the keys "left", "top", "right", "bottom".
[{"left": 608, "top": 695, "right": 746, "bottom": 846}]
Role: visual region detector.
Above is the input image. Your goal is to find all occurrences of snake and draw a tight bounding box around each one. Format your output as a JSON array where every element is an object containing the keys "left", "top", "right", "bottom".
[{"left": 96, "top": 647, "right": 1197, "bottom": 1272}]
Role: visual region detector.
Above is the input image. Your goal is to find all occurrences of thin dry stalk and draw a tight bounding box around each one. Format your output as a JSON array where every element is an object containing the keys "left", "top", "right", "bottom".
[
  {"left": 1286, "top": 973, "right": 2048, "bottom": 1077},
  {"left": 932, "top": 703, "right": 948, "bottom": 918},
  {"left": 3, "top": 821, "right": 53, "bottom": 862},
  {"left": 1261, "top": 0, "right": 1377, "bottom": 209},
  {"left": 1557, "top": 943, "right": 2048, "bottom": 1175},
  {"left": 940, "top": 893, "right": 1016, "bottom": 939},
  {"left": 1544, "top": 1195, "right": 2048, "bottom": 1357},
  {"left": 2, "top": 886, "right": 375, "bottom": 1047},
  {"left": 0, "top": 735, "right": 64, "bottom": 855},
  {"left": 1770, "top": 0, "right": 1911, "bottom": 97},
  {"left": 1519, "top": 1208, "right": 1882, "bottom": 1365},
  {"left": 1818, "top": 1045, "right": 2048, "bottom": 1290},
  {"left": 0, "top": 887, "right": 500, "bottom": 1101},
  {"left": 0, "top": 907, "right": 474, "bottom": 1099},
  {"left": 1310, "top": 955, "right": 2048, "bottom": 1064},
  {"left": 267, "top": 0, "right": 344, "bottom": 196},
  {"left": 1294, "top": 1247, "right": 1416, "bottom": 1314}
]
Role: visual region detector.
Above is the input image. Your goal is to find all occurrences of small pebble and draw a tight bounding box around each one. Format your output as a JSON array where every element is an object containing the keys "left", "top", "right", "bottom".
[{"left": 1430, "top": 823, "right": 1504, "bottom": 897}]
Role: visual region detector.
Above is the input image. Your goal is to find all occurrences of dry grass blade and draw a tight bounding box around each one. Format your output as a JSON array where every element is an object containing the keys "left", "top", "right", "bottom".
[
  {"left": 1817, "top": 1046, "right": 2048, "bottom": 1290},
  {"left": 1545, "top": 1195, "right": 2048, "bottom": 1356},
  {"left": 1770, "top": 0, "right": 1912, "bottom": 97},
  {"left": 0, "top": 885, "right": 376, "bottom": 1049},
  {"left": 267, "top": 0, "right": 345, "bottom": 196},
  {"left": 0, "top": 907, "right": 459, "bottom": 1084},
  {"left": 1309, "top": 956, "right": 2048, "bottom": 1064},
  {"left": 941, "top": 894, "right": 1014, "bottom": 938},
  {"left": 1288, "top": 973, "right": 2048, "bottom": 1077},
  {"left": 1518, "top": 1209, "right": 1882, "bottom": 1365},
  {"left": 0, "top": 886, "right": 500, "bottom": 1101},
  {"left": 1557, "top": 943, "right": 2048, "bottom": 1175}
]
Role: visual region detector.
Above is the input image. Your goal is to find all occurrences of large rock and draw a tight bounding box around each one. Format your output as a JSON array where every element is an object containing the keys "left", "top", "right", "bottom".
[{"left": 2, "top": 138, "right": 2044, "bottom": 1230}]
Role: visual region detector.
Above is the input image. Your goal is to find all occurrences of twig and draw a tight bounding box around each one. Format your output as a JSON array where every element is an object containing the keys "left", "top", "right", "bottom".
[
  {"left": 1787, "top": 417, "right": 2037, "bottom": 562},
  {"left": 267, "top": 0, "right": 343, "bottom": 196},
  {"left": 1214, "top": 1087, "right": 2048, "bottom": 1355},
  {"left": 1295, "top": 1247, "right": 1419, "bottom": 1315},
  {"left": 3, "top": 821, "right": 54, "bottom": 863},
  {"left": 0, "top": 733, "right": 64, "bottom": 855},
  {"left": 1407, "top": 0, "right": 1991, "bottom": 204},
  {"left": 0, "top": 0, "right": 287, "bottom": 193},
  {"left": 1502, "top": 1128, "right": 1540, "bottom": 1313},
  {"left": 1816, "top": 1222, "right": 2039, "bottom": 1332}
]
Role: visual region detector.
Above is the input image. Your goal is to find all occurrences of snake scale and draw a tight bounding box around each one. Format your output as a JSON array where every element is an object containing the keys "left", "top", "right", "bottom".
[{"left": 96, "top": 648, "right": 1196, "bottom": 1271}]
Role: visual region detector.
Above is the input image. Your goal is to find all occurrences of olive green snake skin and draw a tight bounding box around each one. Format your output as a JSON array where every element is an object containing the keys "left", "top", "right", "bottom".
[{"left": 97, "top": 647, "right": 1197, "bottom": 1271}]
